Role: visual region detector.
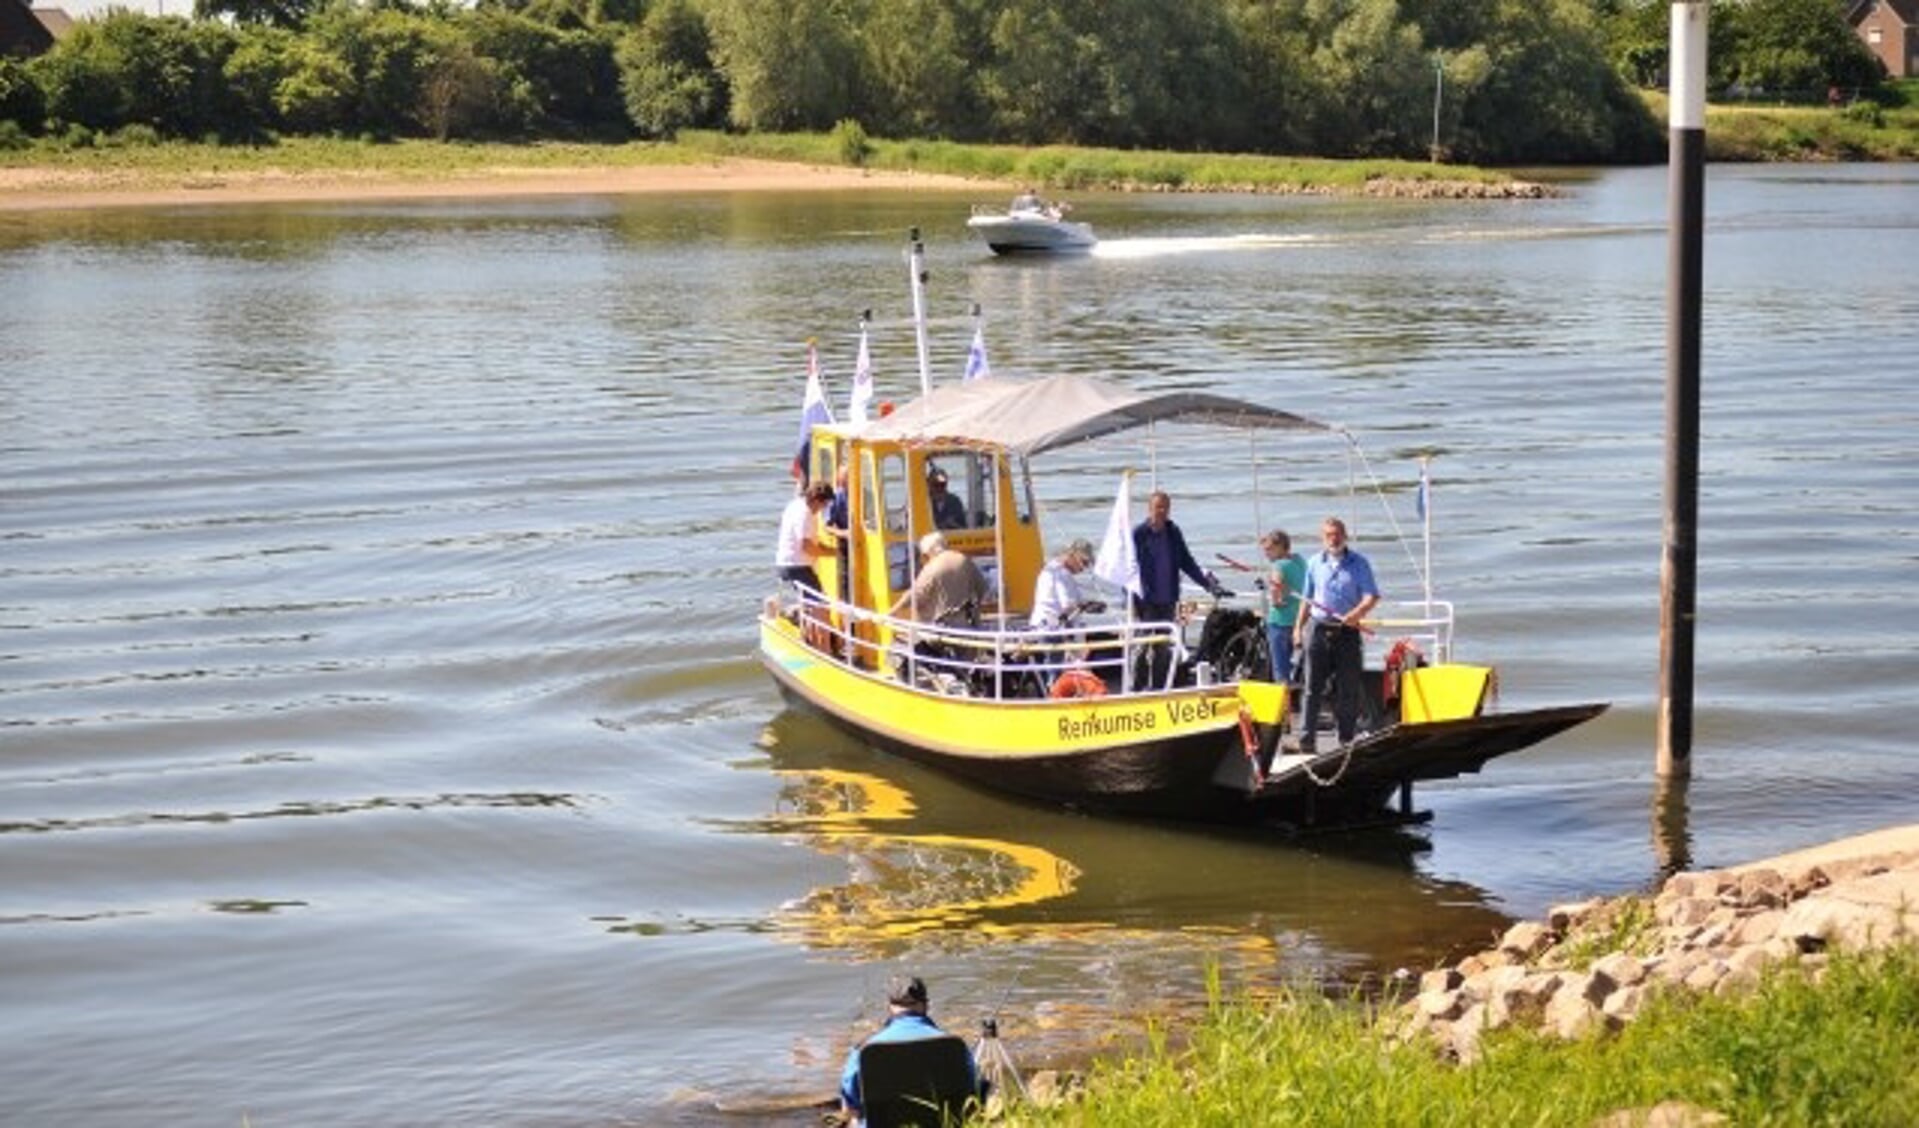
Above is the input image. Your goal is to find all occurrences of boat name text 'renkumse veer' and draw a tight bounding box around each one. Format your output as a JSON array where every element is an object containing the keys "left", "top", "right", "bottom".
[{"left": 1058, "top": 697, "right": 1229, "bottom": 741}]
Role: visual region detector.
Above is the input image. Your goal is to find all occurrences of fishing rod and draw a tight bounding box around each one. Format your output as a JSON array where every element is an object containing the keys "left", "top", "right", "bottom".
[{"left": 1214, "top": 552, "right": 1377, "bottom": 636}]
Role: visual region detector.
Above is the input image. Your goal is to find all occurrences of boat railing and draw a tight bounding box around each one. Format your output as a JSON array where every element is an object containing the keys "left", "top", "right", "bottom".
[
  {"left": 1366, "top": 599, "right": 1455, "bottom": 666},
  {"left": 765, "top": 589, "right": 1188, "bottom": 700},
  {"left": 766, "top": 590, "right": 1456, "bottom": 699}
]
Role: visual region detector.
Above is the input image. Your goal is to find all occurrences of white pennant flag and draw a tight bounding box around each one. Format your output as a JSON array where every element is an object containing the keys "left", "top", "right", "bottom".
[
  {"left": 962, "top": 324, "right": 991, "bottom": 382},
  {"left": 849, "top": 323, "right": 875, "bottom": 424},
  {"left": 1093, "top": 470, "right": 1140, "bottom": 597}
]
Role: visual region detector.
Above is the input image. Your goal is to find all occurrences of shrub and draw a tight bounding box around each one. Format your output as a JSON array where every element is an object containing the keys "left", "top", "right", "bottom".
[{"left": 831, "top": 117, "right": 869, "bottom": 166}]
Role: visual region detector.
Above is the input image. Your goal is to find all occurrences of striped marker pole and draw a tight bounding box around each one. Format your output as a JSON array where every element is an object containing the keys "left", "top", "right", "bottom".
[{"left": 1659, "top": 1, "right": 1708, "bottom": 779}]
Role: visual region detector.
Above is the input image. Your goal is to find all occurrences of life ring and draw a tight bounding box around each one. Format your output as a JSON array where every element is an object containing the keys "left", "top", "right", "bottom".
[
  {"left": 1382, "top": 638, "right": 1425, "bottom": 703},
  {"left": 1049, "top": 668, "right": 1108, "bottom": 700}
]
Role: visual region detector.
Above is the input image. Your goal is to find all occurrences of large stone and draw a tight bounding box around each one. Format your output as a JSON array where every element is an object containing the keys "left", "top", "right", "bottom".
[
  {"left": 1499, "top": 921, "right": 1556, "bottom": 960},
  {"left": 1591, "top": 952, "right": 1648, "bottom": 989},
  {"left": 1548, "top": 899, "right": 1603, "bottom": 933},
  {"left": 1417, "top": 988, "right": 1465, "bottom": 1021},
  {"left": 1657, "top": 896, "right": 1716, "bottom": 928},
  {"left": 1731, "top": 908, "right": 1785, "bottom": 947},
  {"left": 1734, "top": 868, "right": 1789, "bottom": 909},
  {"left": 1487, "top": 971, "right": 1563, "bottom": 1029},
  {"left": 1592, "top": 1099, "right": 1728, "bottom": 1127},
  {"left": 1601, "top": 983, "right": 1648, "bottom": 1024},
  {"left": 1778, "top": 895, "right": 1903, "bottom": 953},
  {"left": 1421, "top": 967, "right": 1463, "bottom": 995},
  {"left": 1544, "top": 984, "right": 1601, "bottom": 1039}
]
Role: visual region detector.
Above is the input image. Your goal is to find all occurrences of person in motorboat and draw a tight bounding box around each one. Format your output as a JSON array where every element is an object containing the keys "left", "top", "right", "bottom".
[
  {"left": 1260, "top": 528, "right": 1306, "bottom": 684},
  {"left": 1009, "top": 187, "right": 1043, "bottom": 213},
  {"left": 1131, "top": 490, "right": 1225, "bottom": 687},
  {"left": 890, "top": 532, "right": 990, "bottom": 627},
  {"left": 837, "top": 975, "right": 979, "bottom": 1128},
  {"left": 1293, "top": 516, "right": 1381, "bottom": 754},
  {"left": 927, "top": 467, "right": 968, "bottom": 530},
  {"left": 1029, "top": 537, "right": 1104, "bottom": 629},
  {"left": 775, "top": 481, "right": 835, "bottom": 598}
]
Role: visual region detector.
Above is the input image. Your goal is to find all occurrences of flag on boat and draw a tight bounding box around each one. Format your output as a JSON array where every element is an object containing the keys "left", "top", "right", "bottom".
[
  {"left": 1094, "top": 470, "right": 1140, "bottom": 597},
  {"left": 848, "top": 322, "right": 875, "bottom": 424},
  {"left": 792, "top": 339, "right": 835, "bottom": 479},
  {"left": 1415, "top": 458, "right": 1430, "bottom": 522},
  {"left": 962, "top": 324, "right": 991, "bottom": 382}
]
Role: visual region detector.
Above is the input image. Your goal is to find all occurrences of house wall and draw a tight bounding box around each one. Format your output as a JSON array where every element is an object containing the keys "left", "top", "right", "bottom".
[
  {"left": 1857, "top": 2, "right": 1918, "bottom": 78},
  {"left": 0, "top": 0, "right": 55, "bottom": 58}
]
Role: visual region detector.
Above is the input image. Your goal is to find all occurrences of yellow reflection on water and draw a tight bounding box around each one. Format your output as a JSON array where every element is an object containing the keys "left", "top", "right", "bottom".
[{"left": 763, "top": 768, "right": 1082, "bottom": 947}]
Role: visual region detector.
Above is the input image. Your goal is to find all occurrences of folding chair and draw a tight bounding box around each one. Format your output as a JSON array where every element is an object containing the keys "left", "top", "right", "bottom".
[{"left": 856, "top": 1034, "right": 977, "bottom": 1128}]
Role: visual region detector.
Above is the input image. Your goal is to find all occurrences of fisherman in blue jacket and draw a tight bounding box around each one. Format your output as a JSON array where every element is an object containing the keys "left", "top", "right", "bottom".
[
  {"left": 838, "top": 976, "right": 978, "bottom": 1124},
  {"left": 1131, "top": 489, "right": 1224, "bottom": 687}
]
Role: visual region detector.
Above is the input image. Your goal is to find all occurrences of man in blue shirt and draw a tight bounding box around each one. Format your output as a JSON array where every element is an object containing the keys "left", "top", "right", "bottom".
[
  {"left": 839, "top": 976, "right": 978, "bottom": 1125},
  {"left": 1130, "top": 490, "right": 1223, "bottom": 688},
  {"left": 1292, "top": 516, "right": 1381, "bottom": 753}
]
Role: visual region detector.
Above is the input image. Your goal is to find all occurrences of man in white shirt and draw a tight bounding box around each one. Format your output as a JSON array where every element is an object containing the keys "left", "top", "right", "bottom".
[
  {"left": 1030, "top": 538, "right": 1103, "bottom": 628},
  {"left": 775, "top": 481, "right": 835, "bottom": 597}
]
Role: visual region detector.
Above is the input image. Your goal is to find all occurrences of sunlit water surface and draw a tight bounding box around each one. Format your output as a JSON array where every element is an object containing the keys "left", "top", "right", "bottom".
[{"left": 2, "top": 165, "right": 1915, "bottom": 1124}]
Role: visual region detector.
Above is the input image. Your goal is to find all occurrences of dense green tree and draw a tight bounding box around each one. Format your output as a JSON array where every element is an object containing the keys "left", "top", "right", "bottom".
[
  {"left": 30, "top": 12, "right": 246, "bottom": 138},
  {"left": 0, "top": 57, "right": 47, "bottom": 133},
  {"left": 859, "top": 0, "right": 977, "bottom": 138},
  {"left": 979, "top": 0, "right": 1109, "bottom": 143},
  {"left": 615, "top": 0, "right": 725, "bottom": 137},
  {"left": 459, "top": 9, "right": 624, "bottom": 135},
  {"left": 1723, "top": 0, "right": 1881, "bottom": 93},
  {"left": 704, "top": 0, "right": 858, "bottom": 132},
  {"left": 194, "top": 0, "right": 322, "bottom": 32},
  {"left": 1223, "top": 0, "right": 1321, "bottom": 154},
  {"left": 1309, "top": 0, "right": 1428, "bottom": 156},
  {"left": 271, "top": 35, "right": 355, "bottom": 132},
  {"left": 1452, "top": 0, "right": 1660, "bottom": 164}
]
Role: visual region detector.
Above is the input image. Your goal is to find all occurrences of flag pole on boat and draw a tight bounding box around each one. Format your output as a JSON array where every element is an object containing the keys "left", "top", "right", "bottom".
[
  {"left": 1418, "top": 455, "right": 1433, "bottom": 618},
  {"left": 907, "top": 229, "right": 932, "bottom": 396}
]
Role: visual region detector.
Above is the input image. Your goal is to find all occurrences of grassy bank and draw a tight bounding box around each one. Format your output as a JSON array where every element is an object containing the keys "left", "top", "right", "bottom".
[
  {"left": 999, "top": 948, "right": 1919, "bottom": 1126},
  {"left": 671, "top": 130, "right": 1514, "bottom": 194},
  {"left": 0, "top": 131, "right": 1519, "bottom": 197},
  {"left": 1640, "top": 80, "right": 1919, "bottom": 161}
]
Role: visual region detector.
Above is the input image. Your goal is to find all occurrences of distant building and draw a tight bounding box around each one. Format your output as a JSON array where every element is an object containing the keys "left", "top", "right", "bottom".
[
  {"left": 1, "top": 0, "right": 55, "bottom": 58},
  {"left": 1851, "top": 0, "right": 1919, "bottom": 79},
  {"left": 31, "top": 5, "right": 71, "bottom": 40}
]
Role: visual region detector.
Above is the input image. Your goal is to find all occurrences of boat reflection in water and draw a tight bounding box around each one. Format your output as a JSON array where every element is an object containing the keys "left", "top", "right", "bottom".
[{"left": 746, "top": 710, "right": 1516, "bottom": 976}]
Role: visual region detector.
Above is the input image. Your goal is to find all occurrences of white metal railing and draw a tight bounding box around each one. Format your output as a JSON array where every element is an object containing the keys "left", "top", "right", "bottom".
[
  {"left": 767, "top": 588, "right": 1183, "bottom": 700},
  {"left": 766, "top": 589, "right": 1455, "bottom": 702}
]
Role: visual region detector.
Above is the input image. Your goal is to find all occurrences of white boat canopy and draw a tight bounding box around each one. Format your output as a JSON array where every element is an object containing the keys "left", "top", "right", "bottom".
[{"left": 859, "top": 372, "right": 1333, "bottom": 457}]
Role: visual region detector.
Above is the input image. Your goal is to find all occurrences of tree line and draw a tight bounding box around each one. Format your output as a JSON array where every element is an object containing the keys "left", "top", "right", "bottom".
[{"left": 0, "top": 0, "right": 1887, "bottom": 164}]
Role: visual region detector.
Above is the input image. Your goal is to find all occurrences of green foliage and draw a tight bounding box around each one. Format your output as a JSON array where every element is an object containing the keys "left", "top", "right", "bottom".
[
  {"left": 1, "top": 0, "right": 1896, "bottom": 162},
  {"left": 830, "top": 117, "right": 869, "bottom": 166},
  {"left": 615, "top": 0, "right": 725, "bottom": 139},
  {"left": 0, "top": 120, "right": 31, "bottom": 150},
  {"left": 0, "top": 56, "right": 46, "bottom": 133},
  {"left": 999, "top": 948, "right": 1919, "bottom": 1127},
  {"left": 704, "top": 0, "right": 857, "bottom": 133}
]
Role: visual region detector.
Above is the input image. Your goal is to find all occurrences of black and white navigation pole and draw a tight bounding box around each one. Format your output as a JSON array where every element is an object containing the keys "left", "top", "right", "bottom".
[{"left": 1659, "top": 0, "right": 1707, "bottom": 779}]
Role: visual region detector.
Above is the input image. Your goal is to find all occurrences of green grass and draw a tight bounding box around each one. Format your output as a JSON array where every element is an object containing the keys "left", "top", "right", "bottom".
[
  {"left": 674, "top": 130, "right": 1511, "bottom": 192},
  {"left": 1638, "top": 90, "right": 1919, "bottom": 160},
  {"left": 0, "top": 130, "right": 1517, "bottom": 196},
  {"left": 999, "top": 947, "right": 1919, "bottom": 1127}
]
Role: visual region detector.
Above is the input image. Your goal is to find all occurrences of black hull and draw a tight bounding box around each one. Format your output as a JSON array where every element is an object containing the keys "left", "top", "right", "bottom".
[{"left": 769, "top": 673, "right": 1607, "bottom": 828}]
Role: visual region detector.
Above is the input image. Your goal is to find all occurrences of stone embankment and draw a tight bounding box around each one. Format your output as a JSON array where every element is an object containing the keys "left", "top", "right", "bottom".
[{"left": 1400, "top": 825, "right": 1919, "bottom": 1063}]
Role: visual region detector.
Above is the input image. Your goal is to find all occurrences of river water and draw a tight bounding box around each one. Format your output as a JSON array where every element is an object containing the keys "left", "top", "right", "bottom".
[{"left": 2, "top": 164, "right": 1915, "bottom": 1124}]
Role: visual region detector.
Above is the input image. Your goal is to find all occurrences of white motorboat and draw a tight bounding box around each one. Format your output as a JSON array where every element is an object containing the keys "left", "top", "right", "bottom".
[{"left": 966, "top": 196, "right": 1096, "bottom": 255}]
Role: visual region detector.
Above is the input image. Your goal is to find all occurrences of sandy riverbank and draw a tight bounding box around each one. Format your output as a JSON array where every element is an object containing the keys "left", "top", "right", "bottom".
[{"left": 0, "top": 157, "right": 995, "bottom": 214}]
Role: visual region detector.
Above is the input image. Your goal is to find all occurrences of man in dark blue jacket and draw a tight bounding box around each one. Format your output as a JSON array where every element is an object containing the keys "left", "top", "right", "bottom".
[{"left": 1131, "top": 490, "right": 1223, "bottom": 687}]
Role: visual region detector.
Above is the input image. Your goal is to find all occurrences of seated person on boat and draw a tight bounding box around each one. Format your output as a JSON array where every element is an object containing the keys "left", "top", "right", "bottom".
[
  {"left": 1030, "top": 538, "right": 1103, "bottom": 629},
  {"left": 889, "top": 532, "right": 989, "bottom": 627},
  {"left": 926, "top": 466, "right": 967, "bottom": 530}
]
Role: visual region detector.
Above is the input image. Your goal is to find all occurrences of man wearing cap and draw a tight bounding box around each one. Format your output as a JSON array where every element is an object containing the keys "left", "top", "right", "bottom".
[
  {"left": 1030, "top": 538, "right": 1105, "bottom": 629},
  {"left": 838, "top": 975, "right": 978, "bottom": 1125},
  {"left": 927, "top": 468, "right": 968, "bottom": 530},
  {"left": 889, "top": 532, "right": 990, "bottom": 627}
]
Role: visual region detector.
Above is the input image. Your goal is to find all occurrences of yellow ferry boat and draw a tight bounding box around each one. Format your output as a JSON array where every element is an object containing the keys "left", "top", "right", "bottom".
[{"left": 760, "top": 367, "right": 1606, "bottom": 830}]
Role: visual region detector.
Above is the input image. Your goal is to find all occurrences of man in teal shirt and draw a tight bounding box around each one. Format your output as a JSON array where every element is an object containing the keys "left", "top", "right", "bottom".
[{"left": 1261, "top": 529, "right": 1306, "bottom": 682}]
